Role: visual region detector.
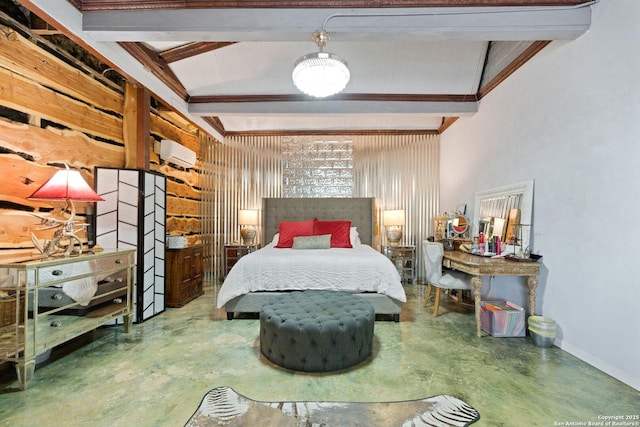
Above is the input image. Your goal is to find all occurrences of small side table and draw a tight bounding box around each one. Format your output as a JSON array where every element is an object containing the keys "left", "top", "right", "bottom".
[
  {"left": 382, "top": 245, "right": 417, "bottom": 284},
  {"left": 224, "top": 244, "right": 259, "bottom": 276}
]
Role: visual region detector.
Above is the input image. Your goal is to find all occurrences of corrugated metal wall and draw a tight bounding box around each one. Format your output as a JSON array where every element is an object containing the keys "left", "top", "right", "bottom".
[
  {"left": 201, "top": 133, "right": 440, "bottom": 283},
  {"left": 201, "top": 134, "right": 283, "bottom": 282},
  {"left": 353, "top": 134, "right": 440, "bottom": 280}
]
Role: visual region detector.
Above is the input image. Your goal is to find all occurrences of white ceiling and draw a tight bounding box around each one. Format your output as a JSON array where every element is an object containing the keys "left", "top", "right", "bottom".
[{"left": 23, "top": 1, "right": 594, "bottom": 138}]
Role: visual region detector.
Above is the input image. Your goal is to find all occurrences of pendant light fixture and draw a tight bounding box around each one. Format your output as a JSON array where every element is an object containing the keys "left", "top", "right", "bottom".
[{"left": 292, "top": 30, "right": 350, "bottom": 98}]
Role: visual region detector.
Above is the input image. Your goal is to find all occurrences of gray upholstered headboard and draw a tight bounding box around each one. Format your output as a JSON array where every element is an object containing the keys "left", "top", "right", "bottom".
[{"left": 262, "top": 198, "right": 376, "bottom": 246}]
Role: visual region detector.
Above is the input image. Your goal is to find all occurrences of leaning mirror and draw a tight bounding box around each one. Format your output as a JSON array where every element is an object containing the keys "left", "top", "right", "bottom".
[{"left": 472, "top": 180, "right": 534, "bottom": 255}]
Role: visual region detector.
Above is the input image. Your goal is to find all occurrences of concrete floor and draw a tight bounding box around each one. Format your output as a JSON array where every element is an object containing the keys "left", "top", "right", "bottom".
[{"left": 0, "top": 283, "right": 638, "bottom": 426}]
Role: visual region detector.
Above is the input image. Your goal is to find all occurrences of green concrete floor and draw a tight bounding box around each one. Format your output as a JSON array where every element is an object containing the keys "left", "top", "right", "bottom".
[{"left": 0, "top": 284, "right": 638, "bottom": 426}]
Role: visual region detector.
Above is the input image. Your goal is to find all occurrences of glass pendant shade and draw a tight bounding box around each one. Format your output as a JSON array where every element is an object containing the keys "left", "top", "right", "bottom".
[{"left": 292, "top": 52, "right": 350, "bottom": 98}]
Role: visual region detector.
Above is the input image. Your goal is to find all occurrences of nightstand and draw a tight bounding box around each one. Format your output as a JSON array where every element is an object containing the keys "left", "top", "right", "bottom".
[
  {"left": 224, "top": 244, "right": 259, "bottom": 276},
  {"left": 382, "top": 245, "right": 417, "bottom": 284}
]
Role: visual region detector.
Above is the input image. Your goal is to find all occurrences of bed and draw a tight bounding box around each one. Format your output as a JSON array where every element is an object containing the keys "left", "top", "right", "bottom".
[{"left": 217, "top": 197, "right": 406, "bottom": 321}]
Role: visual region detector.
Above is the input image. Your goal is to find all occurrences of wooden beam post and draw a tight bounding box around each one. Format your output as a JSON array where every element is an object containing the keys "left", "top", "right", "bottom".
[{"left": 124, "top": 82, "right": 150, "bottom": 169}]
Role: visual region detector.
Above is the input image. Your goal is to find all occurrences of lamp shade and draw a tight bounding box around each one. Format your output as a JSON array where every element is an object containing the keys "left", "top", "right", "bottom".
[
  {"left": 383, "top": 210, "right": 405, "bottom": 226},
  {"left": 292, "top": 52, "right": 350, "bottom": 97},
  {"left": 238, "top": 209, "right": 259, "bottom": 225},
  {"left": 28, "top": 168, "right": 104, "bottom": 202}
]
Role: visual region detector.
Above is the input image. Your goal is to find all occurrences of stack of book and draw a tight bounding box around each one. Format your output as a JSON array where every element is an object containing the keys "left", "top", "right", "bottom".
[{"left": 480, "top": 300, "right": 526, "bottom": 337}]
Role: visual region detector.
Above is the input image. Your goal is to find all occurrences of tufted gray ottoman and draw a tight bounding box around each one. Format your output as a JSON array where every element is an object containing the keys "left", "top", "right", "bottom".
[{"left": 260, "top": 291, "right": 375, "bottom": 372}]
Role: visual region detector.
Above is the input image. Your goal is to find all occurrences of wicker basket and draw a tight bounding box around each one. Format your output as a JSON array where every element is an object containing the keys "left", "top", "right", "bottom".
[{"left": 0, "top": 295, "right": 23, "bottom": 328}]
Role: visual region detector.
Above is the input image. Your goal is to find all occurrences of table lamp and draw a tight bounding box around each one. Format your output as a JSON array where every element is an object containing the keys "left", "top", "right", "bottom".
[
  {"left": 238, "top": 209, "right": 259, "bottom": 245},
  {"left": 28, "top": 164, "right": 104, "bottom": 257},
  {"left": 383, "top": 209, "right": 405, "bottom": 246}
]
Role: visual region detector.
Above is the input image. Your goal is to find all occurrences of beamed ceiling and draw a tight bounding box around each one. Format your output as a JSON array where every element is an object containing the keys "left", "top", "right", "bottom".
[{"left": 19, "top": 0, "right": 594, "bottom": 139}]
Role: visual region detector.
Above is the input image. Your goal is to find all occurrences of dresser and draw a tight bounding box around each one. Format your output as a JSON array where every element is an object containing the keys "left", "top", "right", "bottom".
[
  {"left": 166, "top": 245, "right": 204, "bottom": 307},
  {"left": 0, "top": 249, "right": 135, "bottom": 390}
]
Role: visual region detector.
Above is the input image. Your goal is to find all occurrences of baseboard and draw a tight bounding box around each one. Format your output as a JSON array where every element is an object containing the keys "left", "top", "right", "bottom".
[{"left": 556, "top": 338, "right": 640, "bottom": 392}]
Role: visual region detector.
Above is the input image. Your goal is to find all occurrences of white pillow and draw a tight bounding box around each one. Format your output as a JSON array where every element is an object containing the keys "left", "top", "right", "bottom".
[
  {"left": 273, "top": 229, "right": 359, "bottom": 246},
  {"left": 350, "top": 227, "right": 361, "bottom": 245},
  {"left": 292, "top": 234, "right": 331, "bottom": 249}
]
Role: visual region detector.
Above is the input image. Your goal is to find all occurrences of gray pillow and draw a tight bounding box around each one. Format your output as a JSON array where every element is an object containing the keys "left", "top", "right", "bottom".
[{"left": 292, "top": 234, "right": 332, "bottom": 249}]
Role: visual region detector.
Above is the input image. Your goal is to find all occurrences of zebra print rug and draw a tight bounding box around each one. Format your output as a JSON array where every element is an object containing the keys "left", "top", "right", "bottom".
[{"left": 185, "top": 386, "right": 480, "bottom": 426}]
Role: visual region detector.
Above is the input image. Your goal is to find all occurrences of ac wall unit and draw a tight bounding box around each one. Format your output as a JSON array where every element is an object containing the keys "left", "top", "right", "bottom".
[{"left": 159, "top": 139, "right": 196, "bottom": 168}]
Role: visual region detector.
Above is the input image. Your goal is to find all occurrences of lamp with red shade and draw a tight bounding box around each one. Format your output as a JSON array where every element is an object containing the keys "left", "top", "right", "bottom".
[{"left": 28, "top": 164, "right": 104, "bottom": 258}]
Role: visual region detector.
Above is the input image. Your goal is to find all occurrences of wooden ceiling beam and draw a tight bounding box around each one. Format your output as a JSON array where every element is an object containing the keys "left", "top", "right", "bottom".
[
  {"left": 76, "top": 1, "right": 594, "bottom": 12},
  {"left": 202, "top": 116, "right": 226, "bottom": 137},
  {"left": 225, "top": 128, "right": 439, "bottom": 137},
  {"left": 478, "top": 40, "right": 551, "bottom": 99},
  {"left": 189, "top": 94, "right": 478, "bottom": 104},
  {"left": 118, "top": 42, "right": 188, "bottom": 101},
  {"left": 160, "top": 42, "right": 237, "bottom": 63}
]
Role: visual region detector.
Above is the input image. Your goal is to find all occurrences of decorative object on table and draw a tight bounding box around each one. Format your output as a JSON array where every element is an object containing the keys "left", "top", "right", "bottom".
[
  {"left": 186, "top": 386, "right": 480, "bottom": 427},
  {"left": 28, "top": 164, "right": 104, "bottom": 258},
  {"left": 238, "top": 209, "right": 259, "bottom": 245},
  {"left": 292, "top": 29, "right": 350, "bottom": 98},
  {"left": 383, "top": 209, "right": 405, "bottom": 246},
  {"left": 167, "top": 235, "right": 188, "bottom": 249},
  {"left": 442, "top": 238, "right": 455, "bottom": 251},
  {"left": 504, "top": 252, "right": 542, "bottom": 263},
  {"left": 504, "top": 223, "right": 533, "bottom": 260},
  {"left": 434, "top": 212, "right": 469, "bottom": 244}
]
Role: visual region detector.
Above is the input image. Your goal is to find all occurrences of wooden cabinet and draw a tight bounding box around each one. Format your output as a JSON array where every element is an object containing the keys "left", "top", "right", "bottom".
[
  {"left": 224, "top": 244, "right": 259, "bottom": 277},
  {"left": 0, "top": 249, "right": 135, "bottom": 390},
  {"left": 166, "top": 245, "right": 204, "bottom": 308}
]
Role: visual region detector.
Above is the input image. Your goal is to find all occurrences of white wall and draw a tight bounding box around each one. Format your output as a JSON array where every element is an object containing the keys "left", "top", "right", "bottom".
[{"left": 440, "top": 0, "right": 640, "bottom": 391}]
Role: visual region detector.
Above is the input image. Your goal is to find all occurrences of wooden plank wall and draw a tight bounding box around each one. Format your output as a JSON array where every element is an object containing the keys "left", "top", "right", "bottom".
[{"left": 0, "top": 20, "right": 205, "bottom": 259}]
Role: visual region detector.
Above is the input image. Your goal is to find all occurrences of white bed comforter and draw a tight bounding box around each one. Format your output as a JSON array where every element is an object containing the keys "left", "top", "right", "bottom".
[{"left": 216, "top": 243, "right": 407, "bottom": 308}]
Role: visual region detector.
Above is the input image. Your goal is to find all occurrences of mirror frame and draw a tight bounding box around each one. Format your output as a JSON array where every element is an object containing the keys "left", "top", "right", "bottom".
[{"left": 472, "top": 180, "right": 534, "bottom": 253}]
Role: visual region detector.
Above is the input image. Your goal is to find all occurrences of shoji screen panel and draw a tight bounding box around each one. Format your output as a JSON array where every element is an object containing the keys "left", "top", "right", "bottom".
[{"left": 95, "top": 168, "right": 167, "bottom": 322}]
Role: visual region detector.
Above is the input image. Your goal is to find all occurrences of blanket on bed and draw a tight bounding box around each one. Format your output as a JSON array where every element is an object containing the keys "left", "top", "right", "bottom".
[{"left": 217, "top": 244, "right": 406, "bottom": 308}]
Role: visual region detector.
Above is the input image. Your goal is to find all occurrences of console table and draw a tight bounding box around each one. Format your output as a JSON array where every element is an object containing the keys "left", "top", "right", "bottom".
[{"left": 442, "top": 251, "right": 541, "bottom": 337}]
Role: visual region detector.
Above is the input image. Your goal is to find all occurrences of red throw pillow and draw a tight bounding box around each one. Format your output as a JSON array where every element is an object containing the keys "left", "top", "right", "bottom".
[
  {"left": 314, "top": 220, "right": 353, "bottom": 248},
  {"left": 275, "top": 219, "right": 316, "bottom": 248}
]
